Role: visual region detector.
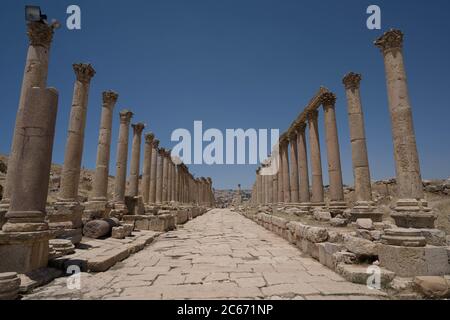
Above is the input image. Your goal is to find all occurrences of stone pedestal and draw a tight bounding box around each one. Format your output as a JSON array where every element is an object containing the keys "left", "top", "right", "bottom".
[{"left": 47, "top": 202, "right": 83, "bottom": 244}]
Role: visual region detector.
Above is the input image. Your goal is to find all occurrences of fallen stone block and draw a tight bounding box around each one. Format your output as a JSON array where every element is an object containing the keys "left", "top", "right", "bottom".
[
  {"left": 305, "top": 227, "right": 328, "bottom": 243},
  {"left": 336, "top": 264, "right": 395, "bottom": 288},
  {"left": 343, "top": 235, "right": 379, "bottom": 258},
  {"left": 413, "top": 276, "right": 450, "bottom": 298},
  {"left": 318, "top": 242, "right": 343, "bottom": 269},
  {"left": 111, "top": 226, "right": 126, "bottom": 239},
  {"left": 0, "top": 272, "right": 21, "bottom": 300}
]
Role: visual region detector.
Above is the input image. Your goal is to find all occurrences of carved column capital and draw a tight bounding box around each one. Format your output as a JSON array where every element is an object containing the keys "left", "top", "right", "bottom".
[
  {"left": 343, "top": 72, "right": 362, "bottom": 90},
  {"left": 320, "top": 92, "right": 337, "bottom": 107},
  {"left": 73, "top": 63, "right": 96, "bottom": 83},
  {"left": 119, "top": 109, "right": 133, "bottom": 124},
  {"left": 132, "top": 123, "right": 145, "bottom": 135},
  {"left": 152, "top": 139, "right": 160, "bottom": 148},
  {"left": 27, "top": 22, "right": 54, "bottom": 48},
  {"left": 288, "top": 131, "right": 297, "bottom": 143},
  {"left": 374, "top": 29, "right": 404, "bottom": 54},
  {"left": 145, "top": 132, "right": 155, "bottom": 144},
  {"left": 296, "top": 122, "right": 307, "bottom": 134},
  {"left": 102, "top": 91, "right": 119, "bottom": 106}
]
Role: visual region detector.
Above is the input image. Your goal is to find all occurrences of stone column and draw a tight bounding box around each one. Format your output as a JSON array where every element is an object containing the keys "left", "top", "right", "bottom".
[
  {"left": 0, "top": 87, "right": 58, "bottom": 273},
  {"left": 343, "top": 72, "right": 382, "bottom": 222},
  {"left": 90, "top": 92, "right": 118, "bottom": 202},
  {"left": 288, "top": 133, "right": 300, "bottom": 204},
  {"left": 296, "top": 123, "right": 311, "bottom": 211},
  {"left": 149, "top": 139, "right": 159, "bottom": 204},
  {"left": 256, "top": 169, "right": 263, "bottom": 204},
  {"left": 113, "top": 110, "right": 133, "bottom": 206},
  {"left": 321, "top": 92, "right": 346, "bottom": 214},
  {"left": 156, "top": 148, "right": 165, "bottom": 204},
  {"left": 128, "top": 123, "right": 145, "bottom": 197},
  {"left": 272, "top": 174, "right": 278, "bottom": 205},
  {"left": 172, "top": 162, "right": 177, "bottom": 203},
  {"left": 142, "top": 133, "right": 154, "bottom": 204},
  {"left": 280, "top": 139, "right": 291, "bottom": 203},
  {"left": 162, "top": 150, "right": 170, "bottom": 203},
  {"left": 58, "top": 64, "right": 95, "bottom": 202},
  {"left": 375, "top": 29, "right": 434, "bottom": 229},
  {"left": 1, "top": 22, "right": 55, "bottom": 209},
  {"left": 48, "top": 64, "right": 95, "bottom": 244},
  {"left": 307, "top": 110, "right": 325, "bottom": 206}
]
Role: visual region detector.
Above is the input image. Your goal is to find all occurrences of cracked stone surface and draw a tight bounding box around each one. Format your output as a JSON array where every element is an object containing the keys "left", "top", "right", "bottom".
[{"left": 23, "top": 209, "right": 387, "bottom": 300}]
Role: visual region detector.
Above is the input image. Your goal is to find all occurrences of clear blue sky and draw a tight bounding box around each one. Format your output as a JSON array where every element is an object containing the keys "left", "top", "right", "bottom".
[{"left": 1, "top": 0, "right": 449, "bottom": 190}]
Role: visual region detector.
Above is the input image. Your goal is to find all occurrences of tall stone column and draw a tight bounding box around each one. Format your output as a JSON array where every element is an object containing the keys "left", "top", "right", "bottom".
[
  {"left": 321, "top": 92, "right": 346, "bottom": 214},
  {"left": 49, "top": 63, "right": 95, "bottom": 244},
  {"left": 343, "top": 72, "right": 382, "bottom": 222},
  {"left": 0, "top": 87, "right": 58, "bottom": 273},
  {"left": 149, "top": 139, "right": 159, "bottom": 204},
  {"left": 280, "top": 139, "right": 291, "bottom": 203},
  {"left": 375, "top": 29, "right": 434, "bottom": 229},
  {"left": 90, "top": 92, "right": 119, "bottom": 202},
  {"left": 58, "top": 64, "right": 95, "bottom": 202},
  {"left": 113, "top": 110, "right": 133, "bottom": 206},
  {"left": 142, "top": 133, "right": 154, "bottom": 204},
  {"left": 296, "top": 123, "right": 311, "bottom": 211},
  {"left": 128, "top": 123, "right": 145, "bottom": 197},
  {"left": 272, "top": 174, "right": 278, "bottom": 205},
  {"left": 307, "top": 110, "right": 325, "bottom": 206},
  {"left": 172, "top": 162, "right": 177, "bottom": 203},
  {"left": 162, "top": 150, "right": 171, "bottom": 203},
  {"left": 156, "top": 149, "right": 164, "bottom": 204},
  {"left": 1, "top": 22, "right": 55, "bottom": 210},
  {"left": 288, "top": 133, "right": 300, "bottom": 203},
  {"left": 256, "top": 170, "right": 262, "bottom": 204}
]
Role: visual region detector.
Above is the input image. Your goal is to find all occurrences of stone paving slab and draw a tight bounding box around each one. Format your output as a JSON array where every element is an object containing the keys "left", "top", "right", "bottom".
[{"left": 23, "top": 209, "right": 387, "bottom": 300}]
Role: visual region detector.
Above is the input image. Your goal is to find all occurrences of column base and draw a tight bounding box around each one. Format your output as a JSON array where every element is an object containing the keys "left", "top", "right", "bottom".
[
  {"left": 0, "top": 204, "right": 7, "bottom": 230},
  {"left": 381, "top": 228, "right": 427, "bottom": 247},
  {"left": 0, "top": 230, "right": 50, "bottom": 274},
  {"left": 328, "top": 201, "right": 347, "bottom": 216},
  {"left": 47, "top": 202, "right": 83, "bottom": 245},
  {"left": 391, "top": 199, "right": 435, "bottom": 228},
  {"left": 2, "top": 210, "right": 48, "bottom": 233},
  {"left": 82, "top": 200, "right": 112, "bottom": 223},
  {"left": 350, "top": 201, "right": 384, "bottom": 222}
]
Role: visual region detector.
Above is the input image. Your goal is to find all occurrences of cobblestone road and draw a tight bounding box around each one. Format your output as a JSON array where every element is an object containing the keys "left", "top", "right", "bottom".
[{"left": 24, "top": 209, "right": 386, "bottom": 300}]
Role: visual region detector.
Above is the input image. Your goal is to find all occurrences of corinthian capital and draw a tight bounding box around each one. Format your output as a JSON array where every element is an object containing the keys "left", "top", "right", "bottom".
[
  {"left": 73, "top": 63, "right": 96, "bottom": 83},
  {"left": 320, "top": 92, "right": 337, "bottom": 107},
  {"left": 27, "top": 22, "right": 54, "bottom": 48},
  {"left": 119, "top": 109, "right": 133, "bottom": 124},
  {"left": 132, "top": 123, "right": 145, "bottom": 135},
  {"left": 342, "top": 72, "right": 362, "bottom": 90},
  {"left": 102, "top": 91, "right": 119, "bottom": 106},
  {"left": 145, "top": 132, "right": 155, "bottom": 144},
  {"left": 374, "top": 29, "right": 404, "bottom": 53},
  {"left": 152, "top": 139, "right": 160, "bottom": 148},
  {"left": 307, "top": 110, "right": 319, "bottom": 122},
  {"left": 296, "top": 121, "right": 307, "bottom": 133}
]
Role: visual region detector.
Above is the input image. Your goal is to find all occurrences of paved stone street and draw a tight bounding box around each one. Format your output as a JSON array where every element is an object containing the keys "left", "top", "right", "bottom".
[{"left": 24, "top": 209, "right": 386, "bottom": 300}]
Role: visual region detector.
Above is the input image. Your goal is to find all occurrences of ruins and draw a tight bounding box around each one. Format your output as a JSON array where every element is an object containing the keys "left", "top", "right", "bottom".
[{"left": 0, "top": 9, "right": 448, "bottom": 301}]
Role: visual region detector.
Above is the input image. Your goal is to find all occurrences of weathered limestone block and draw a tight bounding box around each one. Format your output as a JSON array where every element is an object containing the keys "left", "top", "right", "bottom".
[
  {"left": 271, "top": 216, "right": 288, "bottom": 238},
  {"left": 0, "top": 272, "right": 21, "bottom": 300},
  {"left": 123, "top": 224, "right": 134, "bottom": 237},
  {"left": 379, "top": 245, "right": 450, "bottom": 277},
  {"left": 300, "top": 239, "right": 320, "bottom": 260},
  {"left": 47, "top": 203, "right": 83, "bottom": 244},
  {"left": 175, "top": 210, "right": 189, "bottom": 225},
  {"left": 82, "top": 201, "right": 112, "bottom": 223},
  {"left": 332, "top": 251, "right": 357, "bottom": 268},
  {"left": 413, "top": 276, "right": 450, "bottom": 298},
  {"left": 111, "top": 226, "right": 126, "bottom": 239},
  {"left": 330, "top": 217, "right": 348, "bottom": 227},
  {"left": 357, "top": 229, "right": 383, "bottom": 242},
  {"left": 313, "top": 209, "right": 331, "bottom": 222},
  {"left": 419, "top": 229, "right": 447, "bottom": 246},
  {"left": 83, "top": 218, "right": 119, "bottom": 239},
  {"left": 336, "top": 264, "right": 395, "bottom": 288},
  {"left": 318, "top": 242, "right": 343, "bottom": 269},
  {"left": 327, "top": 230, "right": 346, "bottom": 244},
  {"left": 343, "top": 235, "right": 379, "bottom": 258},
  {"left": 305, "top": 227, "right": 329, "bottom": 243},
  {"left": 356, "top": 218, "right": 374, "bottom": 230}
]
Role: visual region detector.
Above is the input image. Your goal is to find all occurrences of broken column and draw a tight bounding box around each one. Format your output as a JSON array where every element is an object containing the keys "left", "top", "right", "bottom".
[
  {"left": 0, "top": 87, "right": 58, "bottom": 273},
  {"left": 85, "top": 91, "right": 118, "bottom": 220},
  {"left": 343, "top": 72, "right": 382, "bottom": 222},
  {"left": 307, "top": 110, "right": 325, "bottom": 207},
  {"left": 375, "top": 29, "right": 434, "bottom": 229},
  {"left": 113, "top": 110, "right": 133, "bottom": 213},
  {"left": 142, "top": 133, "right": 154, "bottom": 204},
  {"left": 49, "top": 63, "right": 95, "bottom": 244},
  {"left": 321, "top": 92, "right": 347, "bottom": 214}
]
